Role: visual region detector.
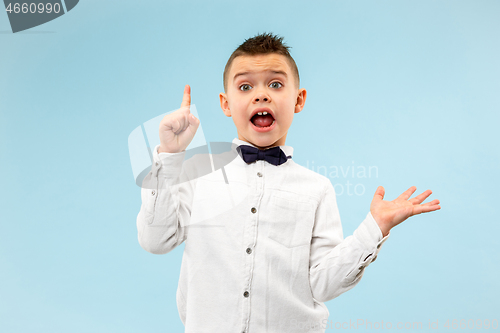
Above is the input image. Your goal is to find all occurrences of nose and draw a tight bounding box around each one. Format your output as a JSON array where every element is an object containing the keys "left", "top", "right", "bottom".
[{"left": 253, "top": 90, "right": 271, "bottom": 103}]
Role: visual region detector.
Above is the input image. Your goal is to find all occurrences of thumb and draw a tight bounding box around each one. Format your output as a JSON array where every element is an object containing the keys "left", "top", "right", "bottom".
[
  {"left": 372, "top": 186, "right": 385, "bottom": 202},
  {"left": 188, "top": 113, "right": 200, "bottom": 130}
]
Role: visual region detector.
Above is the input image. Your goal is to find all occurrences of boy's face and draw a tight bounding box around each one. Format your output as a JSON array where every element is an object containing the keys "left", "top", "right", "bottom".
[{"left": 220, "top": 53, "right": 306, "bottom": 149}]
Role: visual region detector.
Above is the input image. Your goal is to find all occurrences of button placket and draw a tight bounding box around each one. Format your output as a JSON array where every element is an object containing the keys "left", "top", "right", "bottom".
[{"left": 241, "top": 163, "right": 263, "bottom": 328}]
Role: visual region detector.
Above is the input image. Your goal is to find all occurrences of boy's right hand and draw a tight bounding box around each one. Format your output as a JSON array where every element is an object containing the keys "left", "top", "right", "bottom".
[{"left": 158, "top": 85, "right": 200, "bottom": 153}]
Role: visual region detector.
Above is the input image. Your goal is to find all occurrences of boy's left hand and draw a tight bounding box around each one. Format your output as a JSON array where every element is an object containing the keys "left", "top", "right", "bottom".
[{"left": 370, "top": 186, "right": 441, "bottom": 237}]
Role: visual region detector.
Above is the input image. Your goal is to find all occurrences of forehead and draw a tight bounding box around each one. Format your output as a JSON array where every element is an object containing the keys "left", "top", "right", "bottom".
[{"left": 229, "top": 54, "right": 292, "bottom": 81}]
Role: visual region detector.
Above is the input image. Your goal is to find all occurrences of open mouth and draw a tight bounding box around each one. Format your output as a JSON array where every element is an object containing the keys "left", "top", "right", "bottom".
[{"left": 250, "top": 111, "right": 275, "bottom": 128}]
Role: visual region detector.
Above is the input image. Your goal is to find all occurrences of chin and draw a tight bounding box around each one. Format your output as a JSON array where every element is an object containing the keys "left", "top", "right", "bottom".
[{"left": 251, "top": 137, "right": 279, "bottom": 149}]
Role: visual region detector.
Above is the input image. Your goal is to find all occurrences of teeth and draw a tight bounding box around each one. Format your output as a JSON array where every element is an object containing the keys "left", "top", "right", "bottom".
[
  {"left": 263, "top": 111, "right": 268, "bottom": 115},
  {"left": 257, "top": 112, "right": 263, "bottom": 115}
]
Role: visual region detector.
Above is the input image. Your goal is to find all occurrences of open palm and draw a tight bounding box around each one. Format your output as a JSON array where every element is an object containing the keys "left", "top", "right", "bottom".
[{"left": 370, "top": 186, "right": 441, "bottom": 237}]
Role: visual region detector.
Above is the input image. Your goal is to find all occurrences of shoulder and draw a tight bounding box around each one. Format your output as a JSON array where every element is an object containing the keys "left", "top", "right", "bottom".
[
  {"left": 283, "top": 160, "right": 331, "bottom": 198},
  {"left": 288, "top": 159, "right": 330, "bottom": 181}
]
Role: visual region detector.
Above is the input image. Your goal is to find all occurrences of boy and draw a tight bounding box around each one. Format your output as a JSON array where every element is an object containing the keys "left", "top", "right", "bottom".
[{"left": 136, "top": 33, "right": 440, "bottom": 332}]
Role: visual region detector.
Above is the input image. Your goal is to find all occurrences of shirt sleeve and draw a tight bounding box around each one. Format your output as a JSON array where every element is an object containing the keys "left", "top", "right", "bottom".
[
  {"left": 309, "top": 180, "right": 390, "bottom": 302},
  {"left": 136, "top": 144, "right": 195, "bottom": 255}
]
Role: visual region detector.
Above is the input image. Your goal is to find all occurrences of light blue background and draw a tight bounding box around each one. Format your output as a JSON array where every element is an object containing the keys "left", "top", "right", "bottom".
[{"left": 1, "top": 0, "right": 499, "bottom": 332}]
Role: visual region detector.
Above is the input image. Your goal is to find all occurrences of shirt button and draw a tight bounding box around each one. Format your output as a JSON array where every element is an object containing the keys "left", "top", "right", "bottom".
[
  {"left": 246, "top": 248, "right": 252, "bottom": 254},
  {"left": 257, "top": 172, "right": 262, "bottom": 177},
  {"left": 155, "top": 162, "right": 159, "bottom": 166},
  {"left": 243, "top": 291, "right": 249, "bottom": 297},
  {"left": 251, "top": 207, "right": 257, "bottom": 214},
  {"left": 151, "top": 190, "right": 156, "bottom": 196}
]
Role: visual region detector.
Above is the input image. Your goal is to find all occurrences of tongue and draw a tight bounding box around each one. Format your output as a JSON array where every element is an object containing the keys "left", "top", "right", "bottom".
[{"left": 252, "top": 114, "right": 274, "bottom": 127}]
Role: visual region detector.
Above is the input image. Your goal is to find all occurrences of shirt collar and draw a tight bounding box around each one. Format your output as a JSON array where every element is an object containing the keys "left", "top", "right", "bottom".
[{"left": 231, "top": 138, "right": 294, "bottom": 159}]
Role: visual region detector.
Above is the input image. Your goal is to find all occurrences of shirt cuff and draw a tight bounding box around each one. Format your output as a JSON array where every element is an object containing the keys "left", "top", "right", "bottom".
[
  {"left": 353, "top": 211, "right": 390, "bottom": 262},
  {"left": 152, "top": 144, "right": 186, "bottom": 179}
]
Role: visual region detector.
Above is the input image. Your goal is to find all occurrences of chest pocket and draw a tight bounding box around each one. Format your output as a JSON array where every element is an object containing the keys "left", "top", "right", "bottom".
[{"left": 267, "top": 195, "right": 315, "bottom": 248}]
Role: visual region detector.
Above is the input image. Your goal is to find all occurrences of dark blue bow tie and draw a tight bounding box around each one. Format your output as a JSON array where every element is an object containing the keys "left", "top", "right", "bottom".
[{"left": 236, "top": 144, "right": 290, "bottom": 166}]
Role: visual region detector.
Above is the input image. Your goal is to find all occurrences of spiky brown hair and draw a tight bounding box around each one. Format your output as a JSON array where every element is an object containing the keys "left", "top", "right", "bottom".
[{"left": 223, "top": 32, "right": 300, "bottom": 92}]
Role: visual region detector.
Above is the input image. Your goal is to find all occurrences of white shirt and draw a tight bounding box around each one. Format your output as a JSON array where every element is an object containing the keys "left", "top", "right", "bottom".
[{"left": 136, "top": 138, "right": 390, "bottom": 333}]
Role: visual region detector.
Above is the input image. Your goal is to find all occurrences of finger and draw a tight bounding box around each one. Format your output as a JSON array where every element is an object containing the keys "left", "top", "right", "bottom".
[
  {"left": 397, "top": 186, "right": 417, "bottom": 201},
  {"left": 409, "top": 189, "right": 433, "bottom": 205},
  {"left": 178, "top": 113, "right": 199, "bottom": 134},
  {"left": 170, "top": 118, "right": 182, "bottom": 134},
  {"left": 420, "top": 199, "right": 440, "bottom": 206},
  {"left": 161, "top": 112, "right": 186, "bottom": 133},
  {"left": 180, "top": 84, "right": 191, "bottom": 109},
  {"left": 174, "top": 113, "right": 189, "bottom": 133},
  {"left": 372, "top": 186, "right": 385, "bottom": 202},
  {"left": 180, "top": 113, "right": 190, "bottom": 132},
  {"left": 188, "top": 113, "right": 200, "bottom": 131},
  {"left": 412, "top": 204, "right": 441, "bottom": 215}
]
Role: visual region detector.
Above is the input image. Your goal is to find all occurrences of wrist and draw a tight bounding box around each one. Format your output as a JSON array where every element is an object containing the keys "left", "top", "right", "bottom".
[
  {"left": 158, "top": 145, "right": 179, "bottom": 154},
  {"left": 158, "top": 147, "right": 170, "bottom": 154},
  {"left": 379, "top": 226, "right": 390, "bottom": 237},
  {"left": 371, "top": 211, "right": 390, "bottom": 237}
]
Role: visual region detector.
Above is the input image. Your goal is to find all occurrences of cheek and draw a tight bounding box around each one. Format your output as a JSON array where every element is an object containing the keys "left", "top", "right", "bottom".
[
  {"left": 278, "top": 97, "right": 296, "bottom": 114},
  {"left": 284, "top": 113, "right": 294, "bottom": 125},
  {"left": 277, "top": 93, "right": 294, "bottom": 105},
  {"left": 232, "top": 101, "right": 249, "bottom": 124},
  {"left": 233, "top": 111, "right": 248, "bottom": 125}
]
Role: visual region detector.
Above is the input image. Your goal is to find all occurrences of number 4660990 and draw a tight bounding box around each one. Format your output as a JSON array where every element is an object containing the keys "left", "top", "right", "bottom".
[{"left": 5, "top": 2, "right": 61, "bottom": 14}]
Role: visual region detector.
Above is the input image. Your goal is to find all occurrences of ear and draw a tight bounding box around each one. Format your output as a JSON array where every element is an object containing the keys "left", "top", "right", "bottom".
[
  {"left": 294, "top": 88, "right": 307, "bottom": 114},
  {"left": 219, "top": 92, "right": 231, "bottom": 117}
]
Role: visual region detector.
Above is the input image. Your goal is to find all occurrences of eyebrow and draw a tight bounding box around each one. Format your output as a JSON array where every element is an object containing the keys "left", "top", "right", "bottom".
[{"left": 233, "top": 70, "right": 288, "bottom": 81}]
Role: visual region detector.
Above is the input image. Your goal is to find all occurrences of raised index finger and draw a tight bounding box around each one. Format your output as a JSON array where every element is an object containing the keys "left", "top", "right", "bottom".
[{"left": 180, "top": 84, "right": 191, "bottom": 109}]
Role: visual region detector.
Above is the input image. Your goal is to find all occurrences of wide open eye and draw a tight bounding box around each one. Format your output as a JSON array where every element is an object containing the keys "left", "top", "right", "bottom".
[
  {"left": 240, "top": 84, "right": 252, "bottom": 91},
  {"left": 269, "top": 82, "right": 282, "bottom": 89}
]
